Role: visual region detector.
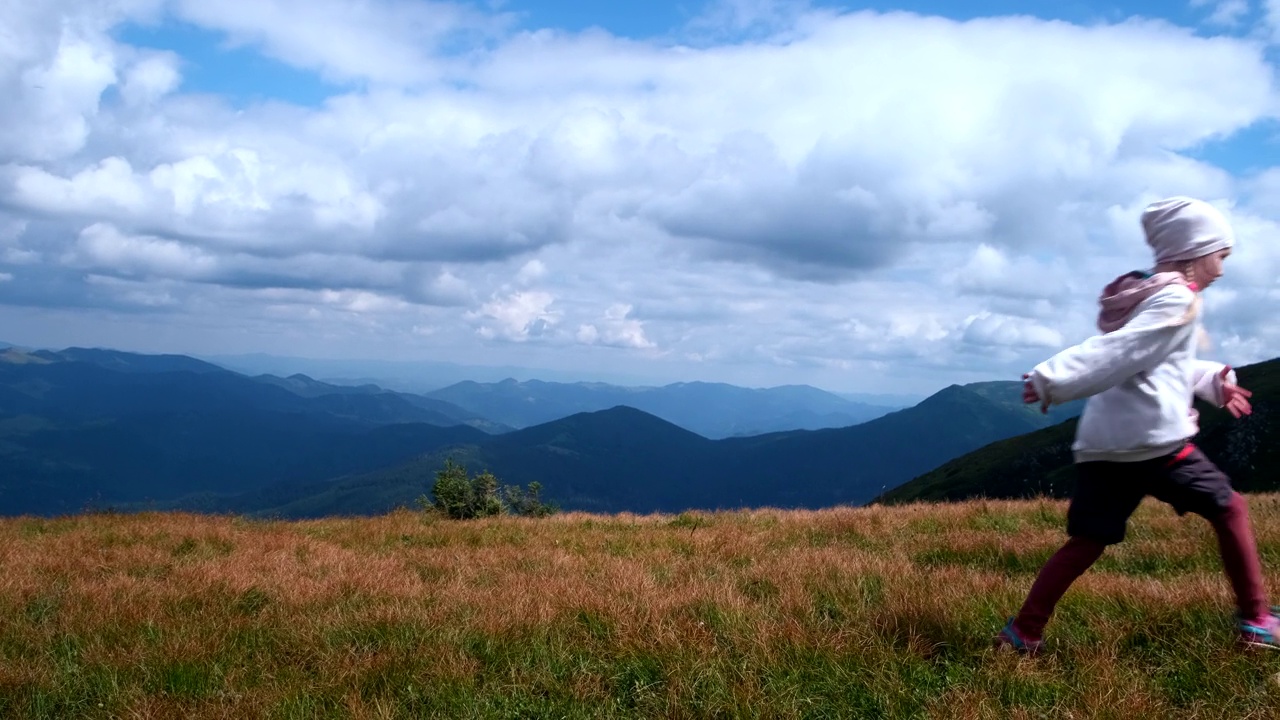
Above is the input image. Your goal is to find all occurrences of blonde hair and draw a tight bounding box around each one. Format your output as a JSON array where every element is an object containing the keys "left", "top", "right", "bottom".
[{"left": 1175, "top": 260, "right": 1209, "bottom": 349}]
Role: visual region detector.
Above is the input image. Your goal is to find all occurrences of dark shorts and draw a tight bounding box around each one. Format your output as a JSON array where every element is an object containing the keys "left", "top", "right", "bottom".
[{"left": 1067, "top": 445, "right": 1236, "bottom": 545}]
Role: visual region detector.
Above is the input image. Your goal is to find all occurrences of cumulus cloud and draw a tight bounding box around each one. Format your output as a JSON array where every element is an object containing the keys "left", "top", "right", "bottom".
[
  {"left": 118, "top": 51, "right": 181, "bottom": 106},
  {"left": 2, "top": 0, "right": 1280, "bottom": 393},
  {"left": 577, "top": 304, "right": 656, "bottom": 349},
  {"left": 415, "top": 269, "right": 472, "bottom": 306},
  {"left": 0, "top": 28, "right": 116, "bottom": 162},
  {"left": 470, "top": 290, "right": 561, "bottom": 342},
  {"left": 67, "top": 222, "right": 218, "bottom": 279},
  {"left": 962, "top": 312, "right": 1065, "bottom": 349}
]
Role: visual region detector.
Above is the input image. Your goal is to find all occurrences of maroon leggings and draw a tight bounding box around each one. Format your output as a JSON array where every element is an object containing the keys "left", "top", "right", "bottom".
[{"left": 1013, "top": 492, "right": 1267, "bottom": 640}]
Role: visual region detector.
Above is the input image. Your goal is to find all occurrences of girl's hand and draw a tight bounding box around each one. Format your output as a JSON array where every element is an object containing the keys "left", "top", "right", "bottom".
[
  {"left": 1023, "top": 373, "right": 1049, "bottom": 414},
  {"left": 1221, "top": 366, "right": 1253, "bottom": 419}
]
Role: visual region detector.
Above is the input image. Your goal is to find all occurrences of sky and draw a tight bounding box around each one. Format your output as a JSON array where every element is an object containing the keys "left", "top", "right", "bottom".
[{"left": 2, "top": 0, "right": 1280, "bottom": 395}]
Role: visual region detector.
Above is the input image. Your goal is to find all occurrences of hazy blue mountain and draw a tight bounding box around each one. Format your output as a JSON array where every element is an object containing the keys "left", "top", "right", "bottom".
[
  {"left": 202, "top": 353, "right": 657, "bottom": 392},
  {"left": 835, "top": 390, "right": 926, "bottom": 407},
  {"left": 423, "top": 378, "right": 899, "bottom": 439},
  {"left": 251, "top": 373, "right": 387, "bottom": 397},
  {"left": 0, "top": 348, "right": 497, "bottom": 515},
  {"left": 32, "top": 347, "right": 227, "bottom": 374}
]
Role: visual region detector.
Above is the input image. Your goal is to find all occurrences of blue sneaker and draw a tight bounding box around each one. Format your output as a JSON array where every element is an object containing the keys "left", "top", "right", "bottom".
[
  {"left": 1238, "top": 607, "right": 1280, "bottom": 651},
  {"left": 994, "top": 617, "right": 1043, "bottom": 656}
]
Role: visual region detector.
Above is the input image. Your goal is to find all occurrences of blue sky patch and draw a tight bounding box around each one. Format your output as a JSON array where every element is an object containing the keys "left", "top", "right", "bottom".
[
  {"left": 486, "top": 0, "right": 1245, "bottom": 39},
  {"left": 1184, "top": 119, "right": 1280, "bottom": 176},
  {"left": 115, "top": 22, "right": 352, "bottom": 108}
]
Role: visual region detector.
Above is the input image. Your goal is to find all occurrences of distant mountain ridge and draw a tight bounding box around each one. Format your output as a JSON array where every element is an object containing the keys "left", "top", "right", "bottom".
[
  {"left": 6, "top": 346, "right": 915, "bottom": 438},
  {"left": 203, "top": 352, "right": 654, "bottom": 391},
  {"left": 0, "top": 348, "right": 494, "bottom": 429},
  {"left": 207, "top": 351, "right": 924, "bottom": 432},
  {"left": 0, "top": 347, "right": 500, "bottom": 514},
  {"left": 423, "top": 378, "right": 901, "bottom": 438},
  {"left": 30, "top": 347, "right": 226, "bottom": 374}
]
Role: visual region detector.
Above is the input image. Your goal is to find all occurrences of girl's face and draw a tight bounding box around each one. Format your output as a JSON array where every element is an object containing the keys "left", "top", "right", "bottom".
[{"left": 1189, "top": 248, "right": 1231, "bottom": 289}]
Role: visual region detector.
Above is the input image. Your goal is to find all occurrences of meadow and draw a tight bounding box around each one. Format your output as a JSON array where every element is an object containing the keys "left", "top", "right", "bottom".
[{"left": 4, "top": 496, "right": 1280, "bottom": 718}]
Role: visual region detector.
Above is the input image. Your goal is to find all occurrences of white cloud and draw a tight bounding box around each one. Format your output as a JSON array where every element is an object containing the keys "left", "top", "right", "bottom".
[
  {"left": 419, "top": 269, "right": 472, "bottom": 306},
  {"left": 470, "top": 290, "right": 560, "bottom": 342},
  {"left": 316, "top": 288, "right": 411, "bottom": 314},
  {"left": 2, "top": 1, "right": 1280, "bottom": 394},
  {"left": 1265, "top": 0, "right": 1280, "bottom": 40},
  {"left": 1191, "top": 0, "right": 1251, "bottom": 27},
  {"left": 516, "top": 259, "right": 547, "bottom": 284},
  {"left": 962, "top": 312, "right": 1065, "bottom": 349},
  {"left": 167, "top": 0, "right": 512, "bottom": 86},
  {"left": 12, "top": 158, "right": 150, "bottom": 215},
  {"left": 68, "top": 222, "right": 218, "bottom": 279},
  {"left": 9, "top": 8, "right": 1273, "bottom": 276},
  {"left": 1215, "top": 208, "right": 1280, "bottom": 289},
  {"left": 0, "top": 38, "right": 117, "bottom": 162},
  {"left": 119, "top": 51, "right": 181, "bottom": 106},
  {"left": 952, "top": 244, "right": 1073, "bottom": 303},
  {"left": 0, "top": 1, "right": 167, "bottom": 163},
  {"left": 577, "top": 303, "right": 656, "bottom": 349}
]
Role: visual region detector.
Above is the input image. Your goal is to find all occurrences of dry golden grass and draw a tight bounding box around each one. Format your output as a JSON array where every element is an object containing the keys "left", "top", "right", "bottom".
[{"left": 2, "top": 497, "right": 1280, "bottom": 718}]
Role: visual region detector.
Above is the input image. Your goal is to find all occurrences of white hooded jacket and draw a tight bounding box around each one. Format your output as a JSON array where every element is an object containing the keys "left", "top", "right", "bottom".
[{"left": 1026, "top": 283, "right": 1233, "bottom": 463}]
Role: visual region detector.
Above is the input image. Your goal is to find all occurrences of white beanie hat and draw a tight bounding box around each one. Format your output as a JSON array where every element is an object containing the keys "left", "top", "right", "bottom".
[{"left": 1141, "top": 196, "right": 1234, "bottom": 265}]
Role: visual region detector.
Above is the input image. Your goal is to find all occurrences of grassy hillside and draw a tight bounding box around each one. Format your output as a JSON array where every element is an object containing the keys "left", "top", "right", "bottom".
[
  {"left": 878, "top": 358, "right": 1280, "bottom": 505},
  {"left": 873, "top": 421, "right": 1080, "bottom": 505},
  {"left": 4, "top": 499, "right": 1280, "bottom": 718}
]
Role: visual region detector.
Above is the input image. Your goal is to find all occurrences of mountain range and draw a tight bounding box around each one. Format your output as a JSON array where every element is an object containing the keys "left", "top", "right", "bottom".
[
  {"left": 204, "top": 352, "right": 925, "bottom": 407},
  {"left": 1, "top": 346, "right": 1088, "bottom": 517},
  {"left": 0, "top": 347, "right": 503, "bottom": 515},
  {"left": 179, "top": 382, "right": 1083, "bottom": 518}
]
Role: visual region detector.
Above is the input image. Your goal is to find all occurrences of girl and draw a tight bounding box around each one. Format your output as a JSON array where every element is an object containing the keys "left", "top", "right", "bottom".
[{"left": 996, "top": 196, "right": 1272, "bottom": 654}]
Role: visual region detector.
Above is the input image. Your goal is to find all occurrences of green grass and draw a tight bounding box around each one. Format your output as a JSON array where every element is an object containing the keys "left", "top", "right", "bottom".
[{"left": 1, "top": 500, "right": 1280, "bottom": 718}]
